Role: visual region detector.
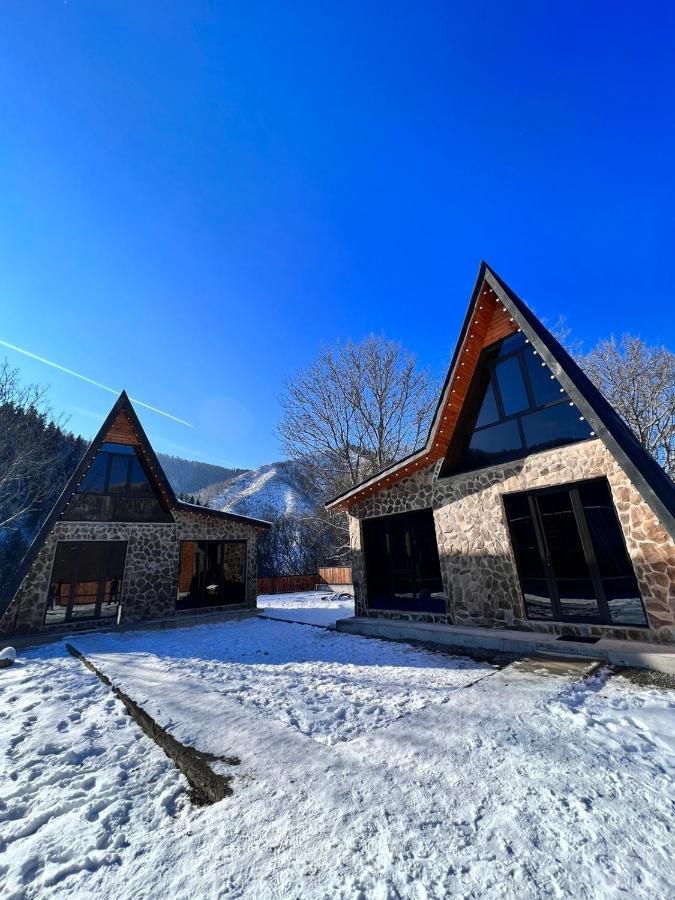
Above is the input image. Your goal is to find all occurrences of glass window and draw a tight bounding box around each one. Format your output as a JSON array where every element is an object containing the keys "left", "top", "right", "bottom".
[
  {"left": 441, "top": 332, "right": 594, "bottom": 477},
  {"left": 475, "top": 381, "right": 499, "bottom": 428},
  {"left": 537, "top": 490, "right": 591, "bottom": 582},
  {"left": 108, "top": 455, "right": 131, "bottom": 493},
  {"left": 496, "top": 332, "right": 526, "bottom": 358},
  {"left": 504, "top": 479, "right": 647, "bottom": 627},
  {"left": 495, "top": 356, "right": 529, "bottom": 416},
  {"left": 465, "top": 419, "right": 522, "bottom": 469},
  {"left": 128, "top": 457, "right": 155, "bottom": 496},
  {"left": 363, "top": 509, "right": 445, "bottom": 612},
  {"left": 523, "top": 351, "right": 565, "bottom": 406},
  {"left": 101, "top": 442, "right": 135, "bottom": 455},
  {"left": 578, "top": 480, "right": 647, "bottom": 626},
  {"left": 520, "top": 403, "right": 592, "bottom": 455},
  {"left": 46, "top": 541, "right": 126, "bottom": 625},
  {"left": 78, "top": 444, "right": 155, "bottom": 497},
  {"left": 79, "top": 453, "right": 108, "bottom": 493},
  {"left": 522, "top": 580, "right": 555, "bottom": 619},
  {"left": 176, "top": 540, "right": 247, "bottom": 610},
  {"left": 503, "top": 493, "right": 553, "bottom": 620}
]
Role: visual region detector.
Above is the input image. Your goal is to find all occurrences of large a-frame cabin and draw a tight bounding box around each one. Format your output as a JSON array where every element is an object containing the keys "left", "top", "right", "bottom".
[
  {"left": 327, "top": 264, "right": 675, "bottom": 645},
  {"left": 0, "top": 392, "right": 270, "bottom": 637}
]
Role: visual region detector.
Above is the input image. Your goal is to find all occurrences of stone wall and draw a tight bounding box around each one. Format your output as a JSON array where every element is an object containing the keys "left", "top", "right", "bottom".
[
  {"left": 3, "top": 508, "right": 260, "bottom": 636},
  {"left": 348, "top": 439, "right": 675, "bottom": 644}
]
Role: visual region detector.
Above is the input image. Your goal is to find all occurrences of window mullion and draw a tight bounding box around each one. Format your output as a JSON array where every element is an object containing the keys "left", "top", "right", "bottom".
[
  {"left": 94, "top": 545, "right": 107, "bottom": 619},
  {"left": 104, "top": 454, "right": 113, "bottom": 493},
  {"left": 517, "top": 350, "right": 536, "bottom": 410},
  {"left": 529, "top": 495, "right": 562, "bottom": 620},
  {"left": 490, "top": 368, "right": 506, "bottom": 421},
  {"left": 570, "top": 489, "right": 612, "bottom": 624}
]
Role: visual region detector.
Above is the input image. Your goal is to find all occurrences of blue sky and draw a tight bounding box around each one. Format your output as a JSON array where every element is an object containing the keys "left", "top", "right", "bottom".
[{"left": 1, "top": 2, "right": 673, "bottom": 468}]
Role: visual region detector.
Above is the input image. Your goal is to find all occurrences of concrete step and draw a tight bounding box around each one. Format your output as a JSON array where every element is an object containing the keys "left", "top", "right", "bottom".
[{"left": 335, "top": 616, "right": 675, "bottom": 675}]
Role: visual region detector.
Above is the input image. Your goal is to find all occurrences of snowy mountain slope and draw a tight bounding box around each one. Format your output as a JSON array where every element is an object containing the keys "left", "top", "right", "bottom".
[{"left": 197, "top": 460, "right": 317, "bottom": 519}]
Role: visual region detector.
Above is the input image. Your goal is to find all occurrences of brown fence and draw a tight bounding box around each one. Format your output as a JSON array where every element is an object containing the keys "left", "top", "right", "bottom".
[
  {"left": 317, "top": 566, "right": 352, "bottom": 585},
  {"left": 257, "top": 575, "right": 317, "bottom": 595},
  {"left": 257, "top": 567, "right": 352, "bottom": 595}
]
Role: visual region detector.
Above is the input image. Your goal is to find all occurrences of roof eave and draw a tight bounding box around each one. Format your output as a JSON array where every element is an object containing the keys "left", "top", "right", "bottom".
[{"left": 175, "top": 500, "right": 272, "bottom": 530}]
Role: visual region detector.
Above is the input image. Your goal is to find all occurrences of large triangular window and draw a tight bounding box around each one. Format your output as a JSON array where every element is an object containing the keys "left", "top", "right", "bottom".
[
  {"left": 440, "top": 332, "right": 594, "bottom": 476},
  {"left": 67, "top": 442, "right": 172, "bottom": 522},
  {"left": 78, "top": 443, "right": 156, "bottom": 496}
]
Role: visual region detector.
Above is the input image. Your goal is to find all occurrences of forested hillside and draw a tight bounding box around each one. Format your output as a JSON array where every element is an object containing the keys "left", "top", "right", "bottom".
[
  {"left": 156, "top": 453, "right": 247, "bottom": 496},
  {"left": 0, "top": 362, "right": 88, "bottom": 591}
]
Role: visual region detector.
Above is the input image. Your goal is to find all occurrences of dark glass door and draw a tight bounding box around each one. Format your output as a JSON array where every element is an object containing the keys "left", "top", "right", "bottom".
[
  {"left": 504, "top": 479, "right": 647, "bottom": 627},
  {"left": 46, "top": 541, "right": 126, "bottom": 625},
  {"left": 177, "top": 540, "right": 247, "bottom": 609},
  {"left": 363, "top": 509, "right": 446, "bottom": 613},
  {"left": 534, "top": 490, "right": 601, "bottom": 623}
]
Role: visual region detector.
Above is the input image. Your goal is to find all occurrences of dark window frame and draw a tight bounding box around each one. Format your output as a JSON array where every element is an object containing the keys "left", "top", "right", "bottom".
[
  {"left": 44, "top": 540, "right": 127, "bottom": 626},
  {"left": 503, "top": 478, "right": 648, "bottom": 628},
  {"left": 440, "top": 334, "right": 592, "bottom": 477}
]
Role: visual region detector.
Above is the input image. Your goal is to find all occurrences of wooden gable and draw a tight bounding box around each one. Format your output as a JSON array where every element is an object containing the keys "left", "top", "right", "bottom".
[{"left": 103, "top": 409, "right": 141, "bottom": 446}]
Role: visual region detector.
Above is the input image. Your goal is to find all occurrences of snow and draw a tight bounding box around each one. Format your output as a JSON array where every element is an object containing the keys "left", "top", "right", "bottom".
[
  {"left": 259, "top": 589, "right": 354, "bottom": 626},
  {"left": 201, "top": 461, "right": 315, "bottom": 518},
  {"left": 2, "top": 593, "right": 674, "bottom": 899}
]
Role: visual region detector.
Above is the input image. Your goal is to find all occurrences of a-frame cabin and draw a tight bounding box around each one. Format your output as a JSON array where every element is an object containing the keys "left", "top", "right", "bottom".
[
  {"left": 327, "top": 264, "right": 675, "bottom": 645},
  {"left": 0, "top": 392, "right": 270, "bottom": 637}
]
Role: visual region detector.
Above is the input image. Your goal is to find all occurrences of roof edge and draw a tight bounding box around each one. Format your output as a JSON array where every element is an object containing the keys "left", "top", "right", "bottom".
[
  {"left": 325, "top": 261, "right": 490, "bottom": 510},
  {"left": 176, "top": 500, "right": 272, "bottom": 529}
]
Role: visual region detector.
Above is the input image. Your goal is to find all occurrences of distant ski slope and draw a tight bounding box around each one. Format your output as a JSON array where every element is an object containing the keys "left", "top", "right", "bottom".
[{"left": 197, "top": 461, "right": 316, "bottom": 518}]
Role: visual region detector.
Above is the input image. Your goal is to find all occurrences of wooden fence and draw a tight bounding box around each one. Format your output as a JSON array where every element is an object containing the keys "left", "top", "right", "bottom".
[
  {"left": 257, "top": 567, "right": 352, "bottom": 595},
  {"left": 317, "top": 566, "right": 352, "bottom": 585}
]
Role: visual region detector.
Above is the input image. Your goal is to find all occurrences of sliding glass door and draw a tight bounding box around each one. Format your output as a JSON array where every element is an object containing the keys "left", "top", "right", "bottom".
[{"left": 504, "top": 478, "right": 647, "bottom": 627}]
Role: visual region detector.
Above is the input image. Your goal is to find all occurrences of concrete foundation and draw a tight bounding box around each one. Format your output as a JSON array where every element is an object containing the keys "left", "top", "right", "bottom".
[{"left": 336, "top": 616, "right": 675, "bottom": 675}]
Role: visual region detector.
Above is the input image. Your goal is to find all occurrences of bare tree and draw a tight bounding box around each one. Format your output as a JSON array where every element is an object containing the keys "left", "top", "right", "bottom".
[
  {"left": 0, "top": 360, "right": 54, "bottom": 529},
  {"left": 278, "top": 335, "right": 438, "bottom": 562},
  {"left": 278, "top": 335, "right": 438, "bottom": 500},
  {"left": 579, "top": 336, "right": 675, "bottom": 476}
]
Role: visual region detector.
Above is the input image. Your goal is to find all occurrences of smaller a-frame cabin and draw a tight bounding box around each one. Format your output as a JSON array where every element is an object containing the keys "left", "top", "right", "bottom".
[
  {"left": 327, "top": 264, "right": 675, "bottom": 645},
  {"left": 0, "top": 392, "right": 270, "bottom": 637}
]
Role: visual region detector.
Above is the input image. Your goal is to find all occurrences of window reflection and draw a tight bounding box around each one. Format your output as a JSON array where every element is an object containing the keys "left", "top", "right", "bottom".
[
  {"left": 504, "top": 479, "right": 648, "bottom": 627},
  {"left": 176, "top": 541, "right": 247, "bottom": 610},
  {"left": 46, "top": 541, "right": 126, "bottom": 625},
  {"left": 78, "top": 443, "right": 155, "bottom": 498},
  {"left": 363, "top": 509, "right": 445, "bottom": 613},
  {"left": 441, "top": 334, "right": 593, "bottom": 476}
]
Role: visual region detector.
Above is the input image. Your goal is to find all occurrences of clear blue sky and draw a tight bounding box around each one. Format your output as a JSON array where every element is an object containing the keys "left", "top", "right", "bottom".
[{"left": 1, "top": 2, "right": 673, "bottom": 468}]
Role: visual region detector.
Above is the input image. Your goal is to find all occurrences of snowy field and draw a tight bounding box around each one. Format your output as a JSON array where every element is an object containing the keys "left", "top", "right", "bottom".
[
  {"left": 259, "top": 589, "right": 354, "bottom": 626},
  {"left": 1, "top": 594, "right": 674, "bottom": 899}
]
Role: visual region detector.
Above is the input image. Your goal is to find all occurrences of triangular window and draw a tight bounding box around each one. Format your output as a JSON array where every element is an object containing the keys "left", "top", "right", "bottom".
[
  {"left": 440, "top": 332, "right": 594, "bottom": 476},
  {"left": 67, "top": 442, "right": 171, "bottom": 522},
  {"left": 78, "top": 443, "right": 156, "bottom": 497}
]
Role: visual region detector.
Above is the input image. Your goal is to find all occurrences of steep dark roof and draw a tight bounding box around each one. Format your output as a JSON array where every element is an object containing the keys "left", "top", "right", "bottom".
[
  {"left": 327, "top": 263, "right": 675, "bottom": 543},
  {"left": 486, "top": 265, "right": 675, "bottom": 538},
  {"left": 0, "top": 391, "right": 270, "bottom": 621}
]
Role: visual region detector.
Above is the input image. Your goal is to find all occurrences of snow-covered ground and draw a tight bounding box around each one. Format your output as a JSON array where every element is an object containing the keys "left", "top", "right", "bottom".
[
  {"left": 259, "top": 589, "right": 354, "bottom": 626},
  {"left": 1, "top": 594, "right": 674, "bottom": 899}
]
